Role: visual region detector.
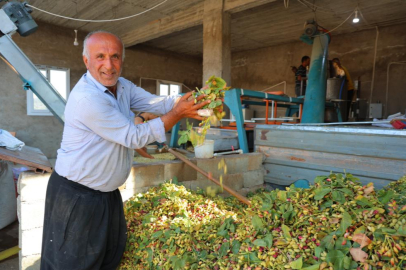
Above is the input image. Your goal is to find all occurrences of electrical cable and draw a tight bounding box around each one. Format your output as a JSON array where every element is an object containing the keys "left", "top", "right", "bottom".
[
  {"left": 25, "top": 0, "right": 167, "bottom": 23},
  {"left": 312, "top": 8, "right": 356, "bottom": 36},
  {"left": 357, "top": 7, "right": 371, "bottom": 26},
  {"left": 297, "top": 0, "right": 355, "bottom": 15}
]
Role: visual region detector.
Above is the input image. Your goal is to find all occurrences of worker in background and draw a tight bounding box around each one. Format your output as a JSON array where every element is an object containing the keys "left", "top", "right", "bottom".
[
  {"left": 295, "top": 56, "right": 310, "bottom": 97},
  {"left": 332, "top": 58, "right": 355, "bottom": 118},
  {"left": 40, "top": 30, "right": 210, "bottom": 270}
]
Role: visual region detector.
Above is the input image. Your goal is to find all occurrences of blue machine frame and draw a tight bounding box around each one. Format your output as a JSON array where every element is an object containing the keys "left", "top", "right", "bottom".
[{"left": 170, "top": 88, "right": 342, "bottom": 153}]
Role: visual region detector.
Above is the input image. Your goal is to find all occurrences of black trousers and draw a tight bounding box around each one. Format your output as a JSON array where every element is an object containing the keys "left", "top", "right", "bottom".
[{"left": 40, "top": 171, "right": 127, "bottom": 270}]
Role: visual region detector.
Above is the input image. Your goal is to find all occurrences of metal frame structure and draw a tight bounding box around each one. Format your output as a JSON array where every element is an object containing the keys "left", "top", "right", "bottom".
[
  {"left": 0, "top": 34, "right": 66, "bottom": 123},
  {"left": 170, "top": 88, "right": 342, "bottom": 153}
]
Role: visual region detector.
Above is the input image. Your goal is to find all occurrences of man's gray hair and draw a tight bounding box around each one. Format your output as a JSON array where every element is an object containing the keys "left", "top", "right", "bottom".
[{"left": 82, "top": 30, "right": 125, "bottom": 60}]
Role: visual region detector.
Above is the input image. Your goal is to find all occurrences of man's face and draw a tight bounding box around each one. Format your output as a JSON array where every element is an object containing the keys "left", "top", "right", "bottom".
[
  {"left": 304, "top": 58, "right": 311, "bottom": 67},
  {"left": 83, "top": 33, "right": 123, "bottom": 88}
]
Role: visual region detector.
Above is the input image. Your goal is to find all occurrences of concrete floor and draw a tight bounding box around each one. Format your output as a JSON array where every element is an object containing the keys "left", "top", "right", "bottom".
[{"left": 0, "top": 221, "right": 19, "bottom": 269}]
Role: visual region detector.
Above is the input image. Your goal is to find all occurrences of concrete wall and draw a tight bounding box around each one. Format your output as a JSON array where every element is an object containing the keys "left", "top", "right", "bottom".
[
  {"left": 231, "top": 23, "right": 406, "bottom": 118},
  {"left": 0, "top": 22, "right": 202, "bottom": 159}
]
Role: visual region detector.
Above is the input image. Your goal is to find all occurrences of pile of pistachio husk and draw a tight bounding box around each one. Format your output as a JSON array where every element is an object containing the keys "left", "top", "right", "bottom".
[{"left": 119, "top": 174, "right": 406, "bottom": 270}]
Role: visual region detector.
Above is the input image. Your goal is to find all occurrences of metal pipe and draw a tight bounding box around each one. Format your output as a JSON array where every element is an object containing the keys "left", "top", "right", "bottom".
[
  {"left": 385, "top": 61, "right": 406, "bottom": 117},
  {"left": 369, "top": 26, "right": 379, "bottom": 104},
  {"left": 301, "top": 34, "right": 330, "bottom": 123},
  {"left": 213, "top": 149, "right": 243, "bottom": 156},
  {"left": 260, "top": 81, "right": 287, "bottom": 94},
  {"left": 283, "top": 120, "right": 390, "bottom": 126}
]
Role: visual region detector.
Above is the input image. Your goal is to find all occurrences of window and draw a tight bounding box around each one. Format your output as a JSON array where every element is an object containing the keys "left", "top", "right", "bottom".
[
  {"left": 27, "top": 65, "right": 70, "bottom": 116},
  {"left": 156, "top": 80, "right": 181, "bottom": 96}
]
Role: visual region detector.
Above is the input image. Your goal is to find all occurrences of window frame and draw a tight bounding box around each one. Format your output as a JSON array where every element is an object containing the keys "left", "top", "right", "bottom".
[
  {"left": 156, "top": 80, "right": 182, "bottom": 96},
  {"left": 26, "top": 65, "right": 70, "bottom": 116}
]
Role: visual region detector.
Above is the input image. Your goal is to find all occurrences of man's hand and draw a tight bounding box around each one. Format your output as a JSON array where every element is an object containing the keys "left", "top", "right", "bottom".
[
  {"left": 161, "top": 92, "right": 211, "bottom": 131},
  {"left": 173, "top": 92, "right": 210, "bottom": 120},
  {"left": 135, "top": 147, "right": 155, "bottom": 159}
]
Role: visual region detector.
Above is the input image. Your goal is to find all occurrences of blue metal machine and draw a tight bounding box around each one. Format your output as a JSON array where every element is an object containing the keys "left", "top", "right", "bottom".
[
  {"left": 170, "top": 89, "right": 342, "bottom": 153},
  {"left": 301, "top": 26, "right": 331, "bottom": 123},
  {"left": 0, "top": 1, "right": 66, "bottom": 124}
]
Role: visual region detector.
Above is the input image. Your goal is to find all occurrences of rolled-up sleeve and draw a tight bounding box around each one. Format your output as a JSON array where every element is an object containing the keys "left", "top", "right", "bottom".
[
  {"left": 129, "top": 84, "right": 179, "bottom": 115},
  {"left": 74, "top": 94, "right": 166, "bottom": 149}
]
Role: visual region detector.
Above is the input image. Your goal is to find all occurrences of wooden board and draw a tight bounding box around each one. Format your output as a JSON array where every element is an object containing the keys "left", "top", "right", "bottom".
[
  {"left": 255, "top": 125, "right": 406, "bottom": 160},
  {"left": 255, "top": 125, "right": 406, "bottom": 189},
  {"left": 0, "top": 146, "right": 52, "bottom": 173}
]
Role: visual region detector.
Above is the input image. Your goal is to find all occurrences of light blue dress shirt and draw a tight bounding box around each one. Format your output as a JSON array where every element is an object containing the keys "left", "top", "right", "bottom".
[{"left": 55, "top": 71, "right": 178, "bottom": 192}]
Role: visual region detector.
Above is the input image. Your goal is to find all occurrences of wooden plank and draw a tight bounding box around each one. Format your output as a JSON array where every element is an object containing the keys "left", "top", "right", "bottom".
[
  {"left": 0, "top": 146, "right": 52, "bottom": 173},
  {"left": 258, "top": 146, "right": 404, "bottom": 181},
  {"left": 121, "top": 0, "right": 279, "bottom": 47},
  {"left": 264, "top": 163, "right": 394, "bottom": 190},
  {"left": 122, "top": 2, "right": 205, "bottom": 47},
  {"left": 224, "top": 0, "right": 276, "bottom": 13},
  {"left": 255, "top": 125, "right": 406, "bottom": 160}
]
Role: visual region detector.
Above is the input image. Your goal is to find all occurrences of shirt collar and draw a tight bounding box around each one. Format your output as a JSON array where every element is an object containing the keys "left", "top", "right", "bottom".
[{"left": 85, "top": 70, "right": 123, "bottom": 97}]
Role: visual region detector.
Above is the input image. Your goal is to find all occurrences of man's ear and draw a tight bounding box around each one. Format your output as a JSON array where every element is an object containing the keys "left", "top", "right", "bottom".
[{"left": 83, "top": 55, "right": 89, "bottom": 69}]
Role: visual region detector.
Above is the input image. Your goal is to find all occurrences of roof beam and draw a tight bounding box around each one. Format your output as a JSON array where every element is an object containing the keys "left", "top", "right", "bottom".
[
  {"left": 122, "top": 0, "right": 276, "bottom": 47},
  {"left": 224, "top": 0, "right": 276, "bottom": 13}
]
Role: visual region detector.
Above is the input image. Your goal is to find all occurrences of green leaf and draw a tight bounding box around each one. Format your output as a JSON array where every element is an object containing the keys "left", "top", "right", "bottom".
[
  {"left": 253, "top": 239, "right": 267, "bottom": 247},
  {"left": 283, "top": 210, "right": 295, "bottom": 221},
  {"left": 315, "top": 247, "right": 323, "bottom": 258},
  {"left": 381, "top": 227, "right": 397, "bottom": 235},
  {"left": 290, "top": 256, "right": 303, "bottom": 269},
  {"left": 177, "top": 133, "right": 189, "bottom": 145},
  {"left": 314, "top": 188, "right": 331, "bottom": 200},
  {"left": 260, "top": 202, "right": 272, "bottom": 211},
  {"left": 378, "top": 190, "right": 394, "bottom": 204},
  {"left": 277, "top": 191, "right": 287, "bottom": 201},
  {"left": 314, "top": 176, "right": 327, "bottom": 184},
  {"left": 218, "top": 242, "right": 229, "bottom": 257},
  {"left": 320, "top": 200, "right": 333, "bottom": 210},
  {"left": 397, "top": 225, "right": 406, "bottom": 236},
  {"left": 320, "top": 234, "right": 335, "bottom": 250},
  {"left": 232, "top": 240, "right": 241, "bottom": 254},
  {"left": 356, "top": 197, "right": 374, "bottom": 207},
  {"left": 332, "top": 191, "right": 346, "bottom": 204},
  {"left": 252, "top": 215, "right": 264, "bottom": 231},
  {"left": 146, "top": 248, "right": 153, "bottom": 263},
  {"left": 215, "top": 99, "right": 222, "bottom": 106},
  {"left": 302, "top": 264, "right": 320, "bottom": 270},
  {"left": 335, "top": 236, "right": 351, "bottom": 250},
  {"left": 281, "top": 224, "right": 292, "bottom": 240},
  {"left": 343, "top": 256, "right": 352, "bottom": 269},
  {"left": 339, "top": 211, "right": 352, "bottom": 235},
  {"left": 339, "top": 188, "right": 354, "bottom": 196},
  {"left": 263, "top": 234, "right": 274, "bottom": 248},
  {"left": 208, "top": 101, "right": 217, "bottom": 109},
  {"left": 326, "top": 250, "right": 345, "bottom": 269},
  {"left": 198, "top": 250, "right": 207, "bottom": 260},
  {"left": 152, "top": 231, "right": 163, "bottom": 239},
  {"left": 249, "top": 252, "right": 261, "bottom": 263}
]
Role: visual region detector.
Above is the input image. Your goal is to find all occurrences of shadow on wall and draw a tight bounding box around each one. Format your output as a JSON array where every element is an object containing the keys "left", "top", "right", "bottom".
[{"left": 25, "top": 257, "right": 41, "bottom": 270}]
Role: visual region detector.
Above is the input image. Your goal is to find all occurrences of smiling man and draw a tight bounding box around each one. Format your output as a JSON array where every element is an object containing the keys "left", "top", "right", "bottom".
[{"left": 40, "top": 31, "right": 209, "bottom": 270}]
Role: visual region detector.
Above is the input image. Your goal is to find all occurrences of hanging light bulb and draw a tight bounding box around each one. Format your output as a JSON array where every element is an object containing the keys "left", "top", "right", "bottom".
[
  {"left": 353, "top": 10, "right": 360, "bottom": 23},
  {"left": 73, "top": 30, "right": 79, "bottom": 46}
]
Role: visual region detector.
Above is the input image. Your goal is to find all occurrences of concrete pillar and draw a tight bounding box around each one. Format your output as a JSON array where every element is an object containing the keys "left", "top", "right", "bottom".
[{"left": 202, "top": 0, "right": 231, "bottom": 85}]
